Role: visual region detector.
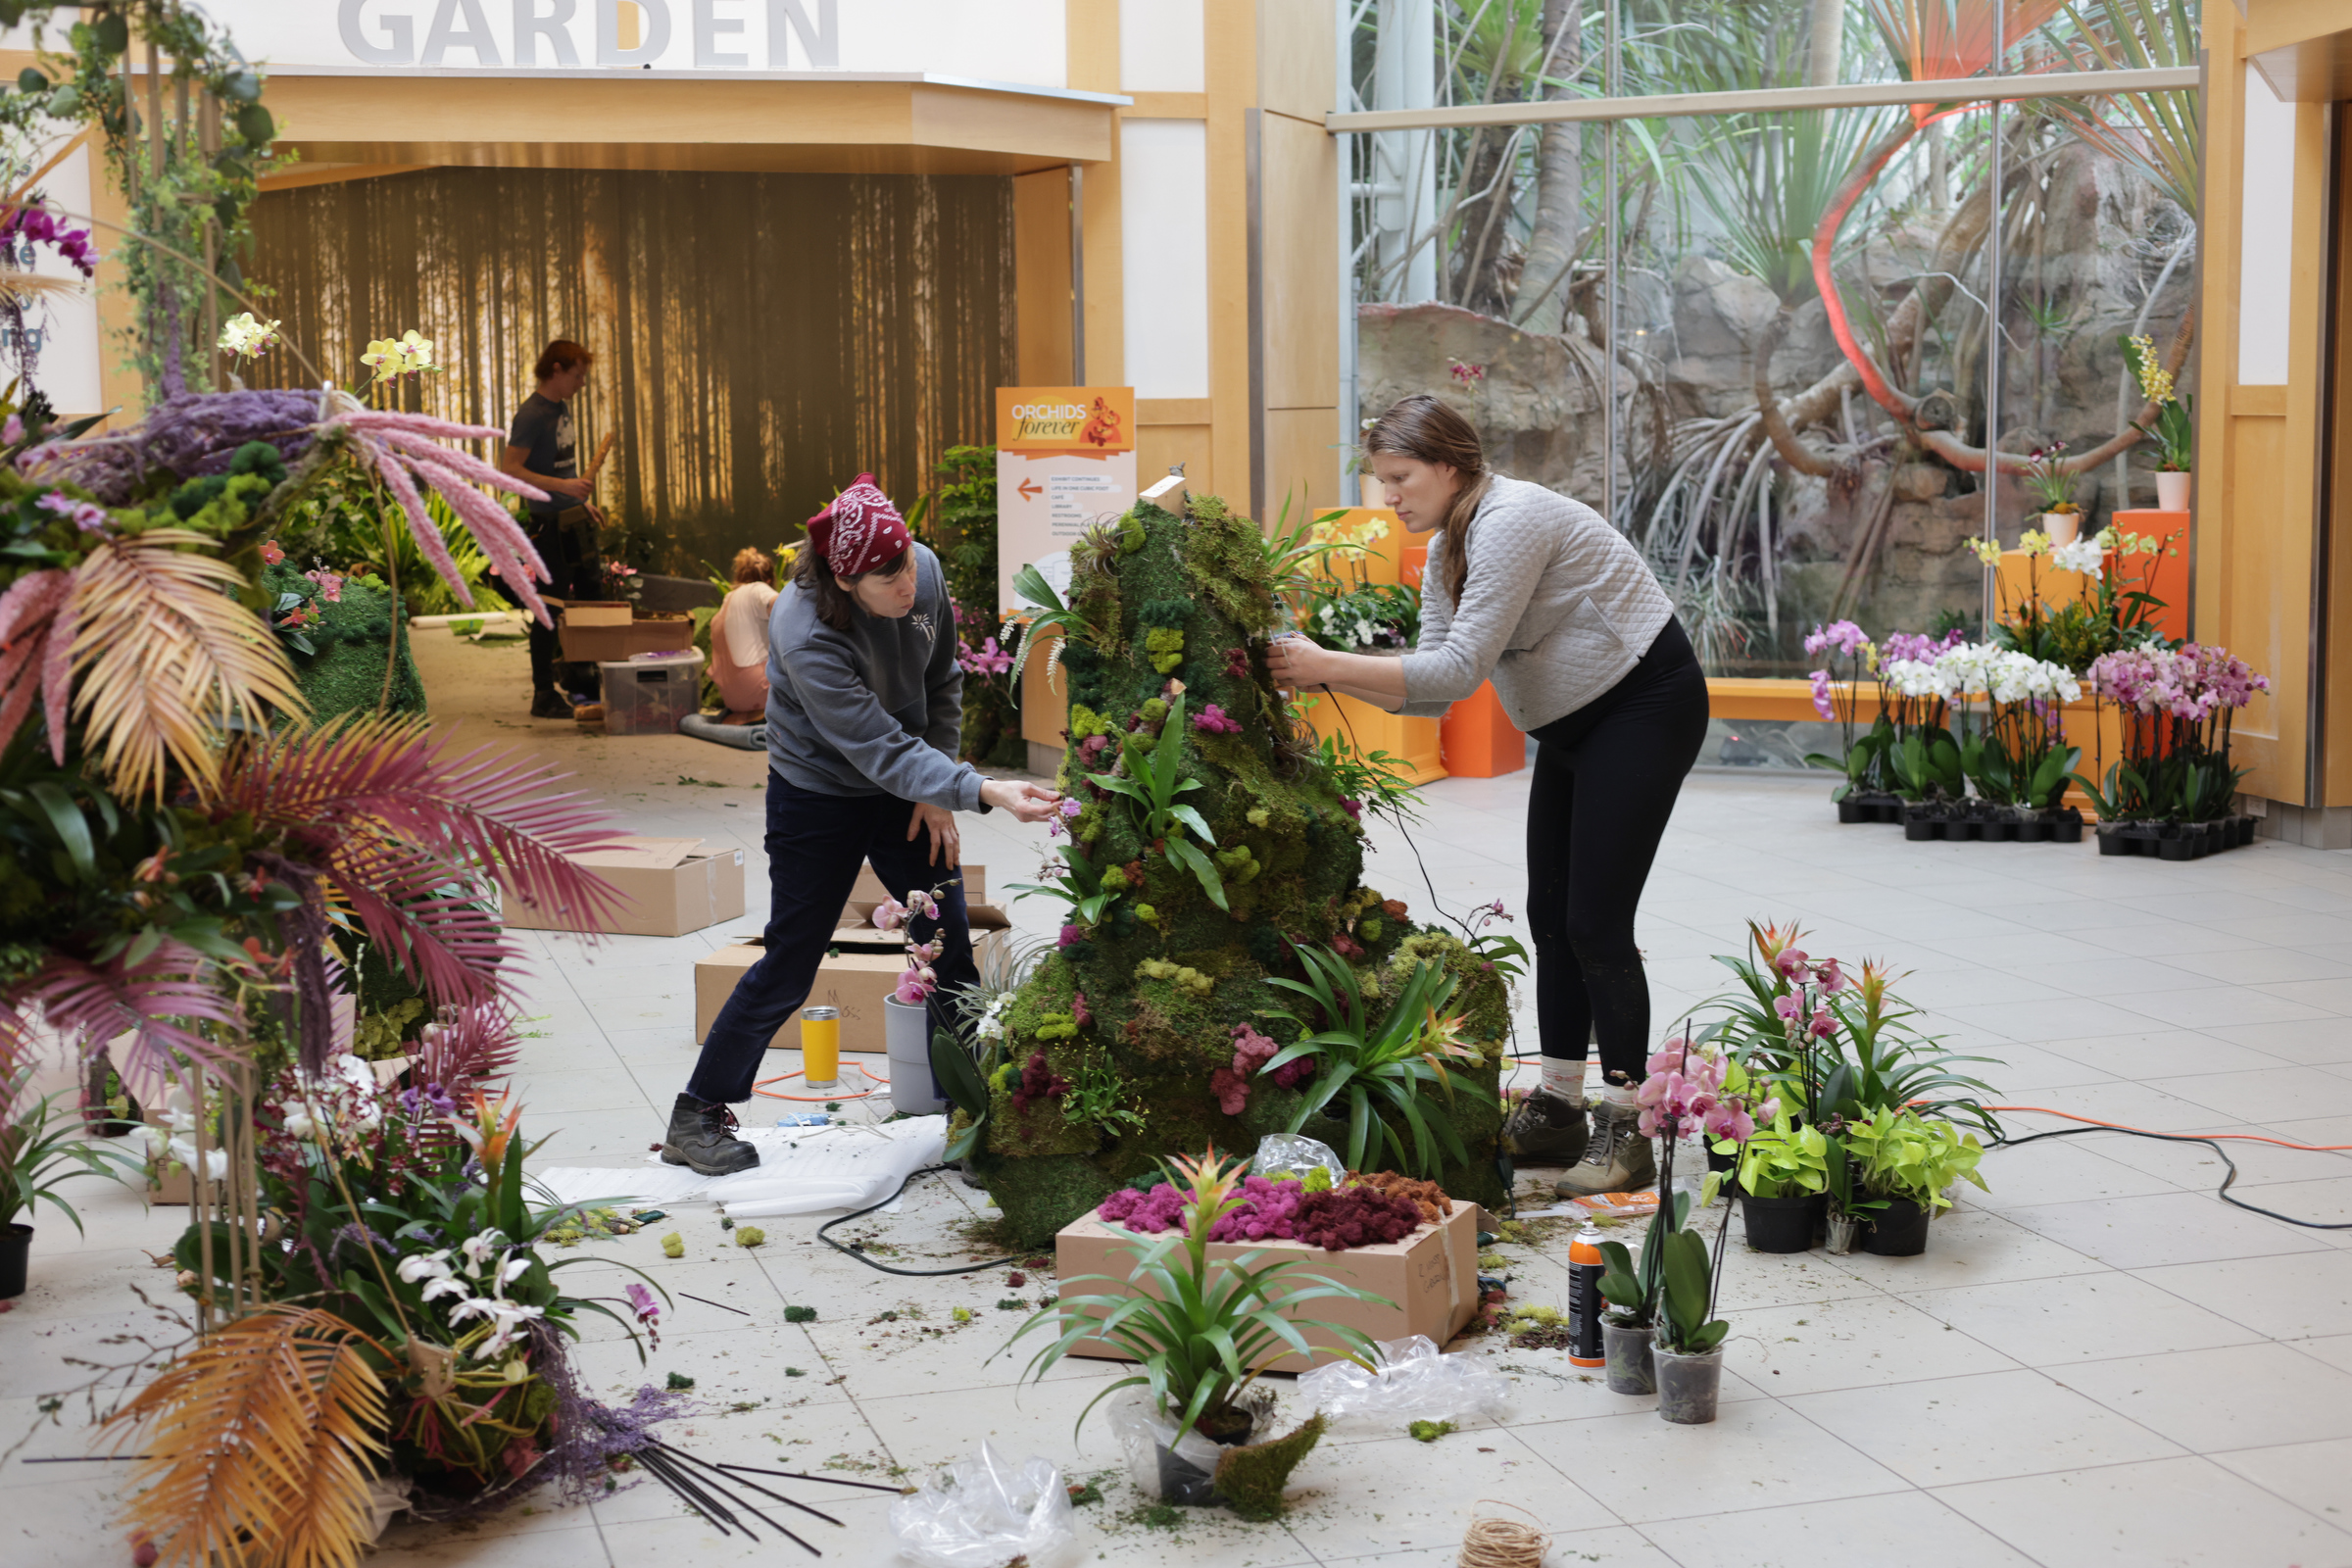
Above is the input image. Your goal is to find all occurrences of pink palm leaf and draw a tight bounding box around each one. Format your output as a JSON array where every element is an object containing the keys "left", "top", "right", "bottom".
[
  {"left": 29, "top": 942, "right": 250, "bottom": 1095},
  {"left": 413, "top": 995, "right": 524, "bottom": 1101},
  {"left": 322, "top": 411, "right": 554, "bottom": 623}
]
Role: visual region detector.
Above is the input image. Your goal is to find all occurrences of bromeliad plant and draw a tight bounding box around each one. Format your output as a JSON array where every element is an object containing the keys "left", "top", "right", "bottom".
[
  {"left": 1002, "top": 1151, "right": 1387, "bottom": 1444},
  {"left": 1260, "top": 944, "right": 1494, "bottom": 1181}
]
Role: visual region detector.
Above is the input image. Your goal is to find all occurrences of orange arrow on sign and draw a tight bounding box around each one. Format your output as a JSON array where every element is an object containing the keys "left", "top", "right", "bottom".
[{"left": 1017, "top": 477, "right": 1044, "bottom": 501}]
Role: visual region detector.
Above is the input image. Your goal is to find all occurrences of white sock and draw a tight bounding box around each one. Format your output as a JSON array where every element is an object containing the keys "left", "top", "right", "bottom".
[
  {"left": 1594, "top": 1081, "right": 1641, "bottom": 1110},
  {"left": 1540, "top": 1057, "right": 1585, "bottom": 1102}
]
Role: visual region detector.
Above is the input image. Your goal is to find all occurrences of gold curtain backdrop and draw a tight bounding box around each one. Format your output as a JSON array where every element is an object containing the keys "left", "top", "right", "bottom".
[{"left": 247, "top": 168, "right": 1016, "bottom": 575}]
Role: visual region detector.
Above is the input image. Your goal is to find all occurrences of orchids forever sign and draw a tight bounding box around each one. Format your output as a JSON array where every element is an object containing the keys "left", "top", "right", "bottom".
[{"left": 996, "top": 384, "right": 1136, "bottom": 613}]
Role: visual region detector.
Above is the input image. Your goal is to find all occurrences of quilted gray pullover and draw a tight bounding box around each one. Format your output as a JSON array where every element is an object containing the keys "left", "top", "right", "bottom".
[{"left": 1397, "top": 475, "right": 1676, "bottom": 729}]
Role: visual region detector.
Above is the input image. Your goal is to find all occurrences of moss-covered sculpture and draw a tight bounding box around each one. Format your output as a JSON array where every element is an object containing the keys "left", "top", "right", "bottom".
[
  {"left": 969, "top": 495, "right": 1507, "bottom": 1246},
  {"left": 1212, "top": 1413, "right": 1328, "bottom": 1521}
]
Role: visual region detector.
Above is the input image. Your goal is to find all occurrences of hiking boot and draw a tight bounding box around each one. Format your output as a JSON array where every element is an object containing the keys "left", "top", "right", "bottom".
[
  {"left": 662, "top": 1094, "right": 759, "bottom": 1176},
  {"left": 1555, "top": 1098, "right": 1656, "bottom": 1199},
  {"left": 530, "top": 690, "right": 571, "bottom": 718},
  {"left": 1500, "top": 1088, "right": 1589, "bottom": 1165}
]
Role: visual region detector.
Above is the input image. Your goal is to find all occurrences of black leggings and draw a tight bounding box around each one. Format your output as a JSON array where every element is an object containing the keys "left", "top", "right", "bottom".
[{"left": 1523, "top": 616, "right": 1709, "bottom": 1086}]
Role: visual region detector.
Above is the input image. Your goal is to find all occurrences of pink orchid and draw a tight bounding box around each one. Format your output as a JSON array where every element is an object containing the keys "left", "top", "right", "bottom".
[
  {"left": 1808, "top": 1007, "right": 1837, "bottom": 1040},
  {"left": 893, "top": 964, "right": 937, "bottom": 1004},
  {"left": 1772, "top": 948, "right": 1812, "bottom": 981},
  {"left": 871, "top": 896, "right": 908, "bottom": 931},
  {"left": 1808, "top": 668, "right": 1835, "bottom": 720},
  {"left": 1773, "top": 994, "right": 1801, "bottom": 1024},
  {"left": 260, "top": 540, "right": 285, "bottom": 565},
  {"left": 1815, "top": 957, "right": 1846, "bottom": 993}
]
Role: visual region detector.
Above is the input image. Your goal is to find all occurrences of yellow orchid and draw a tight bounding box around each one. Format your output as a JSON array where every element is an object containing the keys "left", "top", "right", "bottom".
[
  {"left": 217, "top": 311, "right": 280, "bottom": 359},
  {"left": 1970, "top": 538, "right": 2003, "bottom": 566},
  {"left": 2019, "top": 529, "right": 2049, "bottom": 558},
  {"left": 363, "top": 327, "right": 442, "bottom": 383}
]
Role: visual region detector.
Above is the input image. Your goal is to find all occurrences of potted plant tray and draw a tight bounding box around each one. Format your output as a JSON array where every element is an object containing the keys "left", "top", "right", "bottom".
[
  {"left": 1903, "top": 805, "right": 2085, "bottom": 844},
  {"left": 2095, "top": 816, "right": 2257, "bottom": 858}
]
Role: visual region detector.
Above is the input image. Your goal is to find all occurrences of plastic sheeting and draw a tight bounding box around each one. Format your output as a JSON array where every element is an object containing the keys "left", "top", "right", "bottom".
[
  {"left": 887, "top": 1441, "right": 1078, "bottom": 1568},
  {"left": 530, "top": 1115, "right": 945, "bottom": 1218},
  {"left": 1294, "top": 1335, "right": 1513, "bottom": 1427}
]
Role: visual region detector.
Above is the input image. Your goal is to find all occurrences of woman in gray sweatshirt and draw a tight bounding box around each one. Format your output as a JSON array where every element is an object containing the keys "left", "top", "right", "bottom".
[
  {"left": 1266, "top": 396, "right": 1708, "bottom": 1198},
  {"left": 662, "top": 475, "right": 1060, "bottom": 1177}
]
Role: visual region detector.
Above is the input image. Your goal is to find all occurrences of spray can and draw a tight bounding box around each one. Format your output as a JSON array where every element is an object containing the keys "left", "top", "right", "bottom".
[{"left": 1567, "top": 1220, "right": 1607, "bottom": 1367}]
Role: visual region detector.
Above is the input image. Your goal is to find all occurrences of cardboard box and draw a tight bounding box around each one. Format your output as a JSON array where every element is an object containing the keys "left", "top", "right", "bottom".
[
  {"left": 842, "top": 862, "right": 1009, "bottom": 931},
  {"left": 694, "top": 932, "right": 906, "bottom": 1054},
  {"left": 558, "top": 607, "right": 694, "bottom": 663},
  {"left": 501, "top": 836, "right": 746, "bottom": 937},
  {"left": 1054, "top": 1202, "right": 1481, "bottom": 1372},
  {"left": 852, "top": 863, "right": 986, "bottom": 905}
]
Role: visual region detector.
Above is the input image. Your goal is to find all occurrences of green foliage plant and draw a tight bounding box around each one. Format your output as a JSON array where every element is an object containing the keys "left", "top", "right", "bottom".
[
  {"left": 1727, "top": 1106, "right": 1827, "bottom": 1200},
  {"left": 1594, "top": 1188, "right": 1690, "bottom": 1330},
  {"left": 1261, "top": 946, "right": 1494, "bottom": 1179},
  {"left": 0, "top": 1076, "right": 140, "bottom": 1233},
  {"left": 1655, "top": 1228, "right": 1730, "bottom": 1355},
  {"left": 1087, "top": 693, "right": 1229, "bottom": 910},
  {"left": 1000, "top": 1152, "right": 1387, "bottom": 1444},
  {"left": 1840, "top": 1105, "right": 1988, "bottom": 1213}
]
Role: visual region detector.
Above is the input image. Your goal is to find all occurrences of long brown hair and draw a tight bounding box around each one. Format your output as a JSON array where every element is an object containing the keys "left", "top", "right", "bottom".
[
  {"left": 791, "top": 540, "right": 911, "bottom": 632},
  {"left": 1362, "top": 394, "right": 1491, "bottom": 606}
]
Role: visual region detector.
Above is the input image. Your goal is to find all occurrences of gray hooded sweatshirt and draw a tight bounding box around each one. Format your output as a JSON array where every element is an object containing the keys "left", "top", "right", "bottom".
[{"left": 764, "top": 543, "right": 988, "bottom": 810}]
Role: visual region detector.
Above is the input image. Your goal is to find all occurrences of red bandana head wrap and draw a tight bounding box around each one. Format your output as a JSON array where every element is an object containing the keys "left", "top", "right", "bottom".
[{"left": 808, "top": 474, "right": 911, "bottom": 578}]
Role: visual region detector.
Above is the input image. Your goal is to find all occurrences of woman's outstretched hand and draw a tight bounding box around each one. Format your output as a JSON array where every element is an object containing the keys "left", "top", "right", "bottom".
[
  {"left": 1264, "top": 633, "right": 1330, "bottom": 688},
  {"left": 981, "top": 779, "right": 1062, "bottom": 824}
]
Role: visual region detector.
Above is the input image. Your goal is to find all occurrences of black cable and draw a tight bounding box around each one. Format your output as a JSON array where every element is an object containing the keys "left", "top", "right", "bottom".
[
  {"left": 815, "top": 1162, "right": 1031, "bottom": 1275},
  {"left": 1989, "top": 1123, "right": 2352, "bottom": 1230}
]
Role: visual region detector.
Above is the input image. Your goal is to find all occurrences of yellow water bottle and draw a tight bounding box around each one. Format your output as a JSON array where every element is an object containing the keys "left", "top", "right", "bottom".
[{"left": 801, "top": 1005, "right": 841, "bottom": 1089}]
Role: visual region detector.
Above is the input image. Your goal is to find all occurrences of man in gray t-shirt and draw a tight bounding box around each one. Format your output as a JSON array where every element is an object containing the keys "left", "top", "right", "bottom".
[{"left": 499, "top": 339, "right": 603, "bottom": 718}]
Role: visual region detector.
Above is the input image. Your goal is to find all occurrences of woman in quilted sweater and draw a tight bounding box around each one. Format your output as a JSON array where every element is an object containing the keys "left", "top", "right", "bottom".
[{"left": 1265, "top": 394, "right": 1707, "bottom": 1198}]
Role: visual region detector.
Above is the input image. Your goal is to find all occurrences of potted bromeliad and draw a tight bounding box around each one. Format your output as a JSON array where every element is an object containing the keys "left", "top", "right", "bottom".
[
  {"left": 1840, "top": 1105, "right": 1988, "bottom": 1256},
  {"left": 1001, "top": 1152, "right": 1380, "bottom": 1516},
  {"left": 2, "top": 1074, "right": 141, "bottom": 1298}
]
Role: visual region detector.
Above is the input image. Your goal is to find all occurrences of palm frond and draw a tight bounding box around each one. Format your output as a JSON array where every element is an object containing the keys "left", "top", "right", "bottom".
[
  {"left": 412, "top": 995, "right": 524, "bottom": 1098},
  {"left": 67, "top": 530, "right": 306, "bottom": 798},
  {"left": 29, "top": 942, "right": 247, "bottom": 1094},
  {"left": 107, "top": 1305, "right": 390, "bottom": 1568}
]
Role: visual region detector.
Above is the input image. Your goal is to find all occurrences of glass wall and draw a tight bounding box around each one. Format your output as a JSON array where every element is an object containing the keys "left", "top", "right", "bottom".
[{"left": 1342, "top": 0, "right": 2200, "bottom": 679}]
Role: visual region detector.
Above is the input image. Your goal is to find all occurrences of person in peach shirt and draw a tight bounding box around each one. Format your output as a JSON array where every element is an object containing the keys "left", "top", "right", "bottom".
[{"left": 711, "top": 547, "right": 778, "bottom": 720}]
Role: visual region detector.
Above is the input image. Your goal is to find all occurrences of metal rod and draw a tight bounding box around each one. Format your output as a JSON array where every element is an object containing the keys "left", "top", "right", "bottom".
[
  {"left": 656, "top": 1442, "right": 843, "bottom": 1528},
  {"left": 676, "top": 1291, "right": 750, "bottom": 1316},
  {"left": 1983, "top": 6, "right": 2006, "bottom": 634},
  {"left": 1602, "top": 0, "right": 1619, "bottom": 525},
  {"left": 714, "top": 1462, "right": 906, "bottom": 1494},
  {"left": 1326, "top": 66, "right": 2200, "bottom": 132},
  {"left": 646, "top": 1448, "right": 816, "bottom": 1554},
  {"left": 639, "top": 1448, "right": 742, "bottom": 1536}
]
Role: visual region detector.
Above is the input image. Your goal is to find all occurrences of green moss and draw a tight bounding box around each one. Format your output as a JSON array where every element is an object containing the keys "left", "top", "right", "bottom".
[{"left": 1212, "top": 1413, "right": 1327, "bottom": 1521}]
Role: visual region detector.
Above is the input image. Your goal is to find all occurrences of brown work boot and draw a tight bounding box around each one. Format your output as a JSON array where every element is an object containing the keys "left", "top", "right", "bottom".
[{"left": 1555, "top": 1097, "right": 1656, "bottom": 1199}]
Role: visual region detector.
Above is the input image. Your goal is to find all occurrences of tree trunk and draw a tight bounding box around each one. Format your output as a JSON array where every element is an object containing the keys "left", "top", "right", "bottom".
[{"left": 1510, "top": 0, "right": 1583, "bottom": 332}]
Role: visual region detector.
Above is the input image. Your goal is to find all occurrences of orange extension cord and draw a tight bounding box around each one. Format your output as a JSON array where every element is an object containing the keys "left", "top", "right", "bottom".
[
  {"left": 752, "top": 1060, "right": 891, "bottom": 1102},
  {"left": 1984, "top": 1105, "right": 2352, "bottom": 1152}
]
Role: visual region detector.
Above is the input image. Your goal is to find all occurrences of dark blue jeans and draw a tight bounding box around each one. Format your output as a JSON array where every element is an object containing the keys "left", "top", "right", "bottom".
[{"left": 684, "top": 771, "right": 978, "bottom": 1104}]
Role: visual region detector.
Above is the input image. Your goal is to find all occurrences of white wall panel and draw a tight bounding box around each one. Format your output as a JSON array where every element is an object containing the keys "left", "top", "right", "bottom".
[
  {"left": 1119, "top": 119, "right": 1209, "bottom": 399},
  {"left": 2238, "top": 62, "right": 2294, "bottom": 387},
  {"left": 1118, "top": 0, "right": 1203, "bottom": 92}
]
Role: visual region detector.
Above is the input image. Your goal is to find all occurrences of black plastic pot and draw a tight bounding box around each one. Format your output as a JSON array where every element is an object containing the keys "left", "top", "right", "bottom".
[
  {"left": 1857, "top": 793, "right": 1904, "bottom": 824},
  {"left": 1740, "top": 1191, "right": 1823, "bottom": 1253},
  {"left": 0, "top": 1222, "right": 28, "bottom": 1299},
  {"left": 2206, "top": 820, "right": 2230, "bottom": 855},
  {"left": 1862, "top": 1197, "right": 1930, "bottom": 1256},
  {"left": 2051, "top": 809, "right": 2085, "bottom": 845},
  {"left": 1902, "top": 808, "right": 1943, "bottom": 842},
  {"left": 2237, "top": 814, "right": 2259, "bottom": 847},
  {"left": 2014, "top": 816, "right": 2050, "bottom": 843},
  {"left": 1838, "top": 798, "right": 1865, "bottom": 824},
  {"left": 2157, "top": 829, "right": 2194, "bottom": 861},
  {"left": 1981, "top": 816, "right": 2016, "bottom": 843},
  {"left": 2096, "top": 824, "right": 2131, "bottom": 856},
  {"left": 1949, "top": 817, "right": 1982, "bottom": 842}
]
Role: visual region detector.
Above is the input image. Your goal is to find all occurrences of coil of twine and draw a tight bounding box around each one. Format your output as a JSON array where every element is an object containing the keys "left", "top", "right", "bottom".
[{"left": 1458, "top": 1500, "right": 1548, "bottom": 1568}]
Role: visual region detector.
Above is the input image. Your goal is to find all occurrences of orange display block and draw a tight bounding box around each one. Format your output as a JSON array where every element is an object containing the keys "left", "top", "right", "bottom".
[
  {"left": 1441, "top": 681, "right": 1524, "bottom": 776},
  {"left": 2107, "top": 509, "right": 2191, "bottom": 644},
  {"left": 1298, "top": 689, "right": 1446, "bottom": 787}
]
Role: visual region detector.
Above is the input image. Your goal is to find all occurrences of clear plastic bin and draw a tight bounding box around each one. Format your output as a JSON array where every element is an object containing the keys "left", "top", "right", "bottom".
[{"left": 598, "top": 651, "right": 704, "bottom": 736}]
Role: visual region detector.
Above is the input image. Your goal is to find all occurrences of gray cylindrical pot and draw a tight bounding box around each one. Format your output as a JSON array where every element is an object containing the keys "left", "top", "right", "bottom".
[
  {"left": 1653, "top": 1341, "right": 1723, "bottom": 1425},
  {"left": 1824, "top": 1212, "right": 1861, "bottom": 1255},
  {"left": 1602, "top": 1319, "right": 1655, "bottom": 1396}
]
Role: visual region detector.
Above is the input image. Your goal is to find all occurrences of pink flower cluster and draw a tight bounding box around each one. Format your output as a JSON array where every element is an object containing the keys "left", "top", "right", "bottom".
[
  {"left": 2087, "top": 644, "right": 2271, "bottom": 720},
  {"left": 1192, "top": 703, "right": 1243, "bottom": 735},
  {"left": 1881, "top": 628, "right": 1967, "bottom": 664},
  {"left": 36, "top": 489, "right": 108, "bottom": 534},
  {"left": 1636, "top": 1041, "right": 1779, "bottom": 1145},
  {"left": 1803, "top": 619, "right": 1868, "bottom": 659},
  {"left": 957, "top": 636, "right": 1013, "bottom": 677},
  {"left": 1, "top": 205, "right": 97, "bottom": 277},
  {"left": 1097, "top": 1174, "right": 1311, "bottom": 1242},
  {"left": 1808, "top": 668, "right": 1835, "bottom": 720},
  {"left": 306, "top": 566, "right": 344, "bottom": 604},
  {"left": 1771, "top": 946, "right": 1845, "bottom": 993},
  {"left": 1046, "top": 797, "right": 1083, "bottom": 838}
]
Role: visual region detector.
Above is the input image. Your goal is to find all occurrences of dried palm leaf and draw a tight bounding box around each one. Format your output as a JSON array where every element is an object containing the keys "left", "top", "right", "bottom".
[
  {"left": 106, "top": 1305, "right": 390, "bottom": 1568},
  {"left": 68, "top": 529, "right": 306, "bottom": 798},
  {"left": 0, "top": 267, "right": 80, "bottom": 305}
]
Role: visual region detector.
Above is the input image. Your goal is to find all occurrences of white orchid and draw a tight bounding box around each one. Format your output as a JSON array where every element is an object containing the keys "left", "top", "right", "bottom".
[
  {"left": 448, "top": 1296, "right": 546, "bottom": 1360},
  {"left": 420, "top": 1276, "right": 471, "bottom": 1303},
  {"left": 500, "top": 1256, "right": 533, "bottom": 1287},
  {"left": 458, "top": 1230, "right": 507, "bottom": 1277},
  {"left": 396, "top": 1250, "right": 454, "bottom": 1285},
  {"left": 2049, "top": 536, "right": 2105, "bottom": 578}
]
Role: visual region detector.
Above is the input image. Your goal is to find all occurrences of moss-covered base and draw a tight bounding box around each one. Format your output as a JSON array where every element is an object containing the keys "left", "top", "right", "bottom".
[{"left": 1212, "top": 1414, "right": 1327, "bottom": 1521}]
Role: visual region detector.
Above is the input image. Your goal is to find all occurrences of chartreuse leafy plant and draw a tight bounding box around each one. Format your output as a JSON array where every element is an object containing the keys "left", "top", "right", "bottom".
[
  {"left": 1725, "top": 1106, "right": 1827, "bottom": 1200},
  {"left": 1001, "top": 1152, "right": 1387, "bottom": 1444},
  {"left": 1842, "top": 1105, "right": 1988, "bottom": 1213},
  {"left": 1261, "top": 945, "right": 1494, "bottom": 1180},
  {"left": 1088, "top": 693, "right": 1229, "bottom": 909}
]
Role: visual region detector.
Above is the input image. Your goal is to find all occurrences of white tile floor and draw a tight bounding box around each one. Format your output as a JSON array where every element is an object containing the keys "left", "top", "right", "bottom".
[{"left": 5, "top": 629, "right": 2352, "bottom": 1566}]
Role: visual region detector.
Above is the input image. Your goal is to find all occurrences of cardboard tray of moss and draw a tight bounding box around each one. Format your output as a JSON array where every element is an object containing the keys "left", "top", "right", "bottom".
[{"left": 1053, "top": 1203, "right": 1478, "bottom": 1372}]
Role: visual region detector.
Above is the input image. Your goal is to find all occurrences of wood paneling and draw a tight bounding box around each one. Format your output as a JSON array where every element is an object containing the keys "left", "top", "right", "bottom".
[
  {"left": 1264, "top": 406, "right": 1340, "bottom": 525},
  {"left": 1256, "top": 0, "right": 1334, "bottom": 123},
  {"left": 259, "top": 74, "right": 1115, "bottom": 175},
  {"left": 1013, "top": 169, "right": 1075, "bottom": 385},
  {"left": 1204, "top": 0, "right": 1258, "bottom": 513},
  {"left": 1139, "top": 421, "right": 1214, "bottom": 496},
  {"left": 1259, "top": 110, "right": 1338, "bottom": 415}
]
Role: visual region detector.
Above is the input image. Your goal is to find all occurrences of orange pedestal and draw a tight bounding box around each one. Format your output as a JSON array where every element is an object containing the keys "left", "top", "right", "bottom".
[
  {"left": 1440, "top": 682, "right": 1524, "bottom": 776},
  {"left": 2107, "top": 509, "right": 2191, "bottom": 644}
]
